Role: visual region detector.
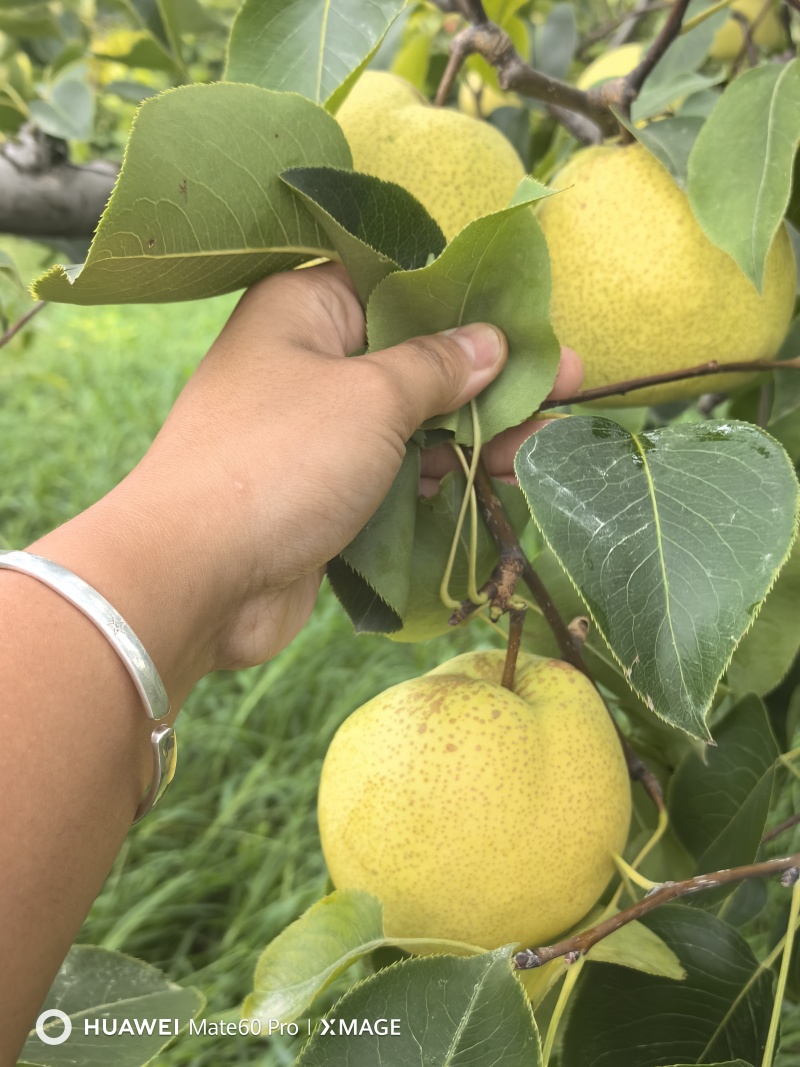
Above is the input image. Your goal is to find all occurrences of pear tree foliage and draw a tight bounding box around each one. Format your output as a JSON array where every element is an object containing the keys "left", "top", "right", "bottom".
[{"left": 6, "top": 0, "right": 800, "bottom": 1064}]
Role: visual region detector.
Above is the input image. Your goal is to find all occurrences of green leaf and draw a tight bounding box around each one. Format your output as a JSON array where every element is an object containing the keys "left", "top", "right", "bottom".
[
  {"left": 328, "top": 470, "right": 529, "bottom": 639},
  {"left": 281, "top": 167, "right": 445, "bottom": 305},
  {"left": 771, "top": 314, "right": 800, "bottom": 424},
  {"left": 367, "top": 200, "right": 560, "bottom": 445},
  {"left": 668, "top": 694, "right": 779, "bottom": 879},
  {"left": 297, "top": 947, "right": 542, "bottom": 1066},
  {"left": 33, "top": 84, "right": 351, "bottom": 305},
  {"left": 244, "top": 889, "right": 483, "bottom": 1025},
  {"left": 532, "top": 3, "right": 577, "bottom": 82},
  {"left": 225, "top": 0, "right": 407, "bottom": 108},
  {"left": 727, "top": 539, "right": 800, "bottom": 696},
  {"left": 29, "top": 63, "right": 94, "bottom": 141},
  {"left": 633, "top": 71, "right": 722, "bottom": 124},
  {"left": 244, "top": 889, "right": 385, "bottom": 1024},
  {"left": 560, "top": 906, "right": 773, "bottom": 1067},
  {"left": 627, "top": 116, "right": 705, "bottom": 188},
  {"left": 588, "top": 916, "right": 685, "bottom": 980},
  {"left": 515, "top": 417, "right": 800, "bottom": 738},
  {"left": 687, "top": 60, "right": 800, "bottom": 292},
  {"left": 19, "top": 945, "right": 203, "bottom": 1066},
  {"left": 631, "top": 0, "right": 727, "bottom": 122},
  {"left": 327, "top": 444, "right": 420, "bottom": 634}
]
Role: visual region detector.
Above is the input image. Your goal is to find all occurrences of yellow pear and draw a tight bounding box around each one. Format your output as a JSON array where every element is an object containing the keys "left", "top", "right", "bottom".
[
  {"left": 318, "top": 650, "right": 631, "bottom": 950},
  {"left": 336, "top": 71, "right": 525, "bottom": 241},
  {"left": 576, "top": 43, "right": 643, "bottom": 90},
  {"left": 710, "top": 0, "right": 787, "bottom": 61},
  {"left": 537, "top": 144, "right": 796, "bottom": 406}
]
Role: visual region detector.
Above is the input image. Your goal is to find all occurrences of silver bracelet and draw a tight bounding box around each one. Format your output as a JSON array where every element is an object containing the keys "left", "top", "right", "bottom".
[{"left": 0, "top": 549, "right": 177, "bottom": 823}]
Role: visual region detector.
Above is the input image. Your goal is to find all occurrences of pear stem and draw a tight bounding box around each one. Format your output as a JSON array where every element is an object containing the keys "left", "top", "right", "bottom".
[
  {"left": 465, "top": 453, "right": 666, "bottom": 814},
  {"left": 514, "top": 852, "right": 800, "bottom": 970},
  {"left": 539, "top": 355, "right": 800, "bottom": 410},
  {"left": 501, "top": 606, "right": 527, "bottom": 691}
]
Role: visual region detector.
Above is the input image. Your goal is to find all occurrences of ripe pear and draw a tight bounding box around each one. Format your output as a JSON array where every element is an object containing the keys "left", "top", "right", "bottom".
[
  {"left": 336, "top": 71, "right": 525, "bottom": 241},
  {"left": 576, "top": 43, "right": 643, "bottom": 90},
  {"left": 537, "top": 144, "right": 796, "bottom": 406},
  {"left": 710, "top": 0, "right": 787, "bottom": 61},
  {"left": 318, "top": 650, "right": 631, "bottom": 950}
]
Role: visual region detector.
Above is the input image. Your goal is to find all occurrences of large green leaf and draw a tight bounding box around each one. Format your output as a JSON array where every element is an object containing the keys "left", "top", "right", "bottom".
[
  {"left": 225, "top": 0, "right": 407, "bottom": 108},
  {"left": 515, "top": 417, "right": 800, "bottom": 738},
  {"left": 19, "top": 945, "right": 203, "bottom": 1066},
  {"left": 367, "top": 198, "right": 560, "bottom": 445},
  {"left": 281, "top": 167, "right": 445, "bottom": 305},
  {"left": 668, "top": 694, "right": 779, "bottom": 879},
  {"left": 297, "top": 947, "right": 542, "bottom": 1066},
  {"left": 33, "top": 84, "right": 351, "bottom": 305},
  {"left": 560, "top": 906, "right": 773, "bottom": 1067},
  {"left": 244, "top": 889, "right": 483, "bottom": 1025},
  {"left": 727, "top": 538, "right": 800, "bottom": 696},
  {"left": 688, "top": 60, "right": 800, "bottom": 292},
  {"left": 245, "top": 890, "right": 384, "bottom": 1025}
]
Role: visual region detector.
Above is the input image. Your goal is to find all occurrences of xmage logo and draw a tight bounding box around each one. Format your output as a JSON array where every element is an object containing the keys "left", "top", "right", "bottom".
[
  {"left": 35, "top": 1010, "right": 73, "bottom": 1046},
  {"left": 318, "top": 1018, "right": 401, "bottom": 1037}
]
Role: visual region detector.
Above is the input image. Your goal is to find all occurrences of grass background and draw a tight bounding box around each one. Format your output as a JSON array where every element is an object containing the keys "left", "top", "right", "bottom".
[{"left": 1, "top": 239, "right": 496, "bottom": 1065}]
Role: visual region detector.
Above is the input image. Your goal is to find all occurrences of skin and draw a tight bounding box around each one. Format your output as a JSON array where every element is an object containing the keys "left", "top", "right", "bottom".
[{"left": 0, "top": 264, "right": 582, "bottom": 1062}]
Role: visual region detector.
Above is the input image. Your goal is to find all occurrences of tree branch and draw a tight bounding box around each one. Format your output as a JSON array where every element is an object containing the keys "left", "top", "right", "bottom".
[
  {"left": 619, "top": 0, "right": 694, "bottom": 114},
  {"left": 465, "top": 454, "right": 665, "bottom": 814},
  {"left": 434, "top": 20, "right": 617, "bottom": 141},
  {"left": 539, "top": 355, "right": 800, "bottom": 410},
  {"left": 515, "top": 853, "right": 800, "bottom": 968},
  {"left": 764, "top": 813, "right": 800, "bottom": 844},
  {"left": 0, "top": 126, "right": 117, "bottom": 241},
  {"left": 0, "top": 302, "right": 48, "bottom": 349}
]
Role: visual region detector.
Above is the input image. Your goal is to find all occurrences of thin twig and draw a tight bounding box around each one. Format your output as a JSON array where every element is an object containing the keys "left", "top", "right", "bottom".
[
  {"left": 0, "top": 301, "right": 47, "bottom": 350},
  {"left": 539, "top": 355, "right": 800, "bottom": 410},
  {"left": 729, "top": 0, "right": 774, "bottom": 76},
  {"left": 619, "top": 0, "right": 694, "bottom": 114},
  {"left": 764, "top": 812, "right": 800, "bottom": 844},
  {"left": 577, "top": 1, "right": 672, "bottom": 56},
  {"left": 501, "top": 607, "right": 527, "bottom": 690},
  {"left": 515, "top": 853, "right": 800, "bottom": 968},
  {"left": 468, "top": 454, "right": 666, "bottom": 813}
]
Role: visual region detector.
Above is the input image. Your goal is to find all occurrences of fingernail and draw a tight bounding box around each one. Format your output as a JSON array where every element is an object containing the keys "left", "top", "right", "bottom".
[{"left": 442, "top": 323, "right": 505, "bottom": 371}]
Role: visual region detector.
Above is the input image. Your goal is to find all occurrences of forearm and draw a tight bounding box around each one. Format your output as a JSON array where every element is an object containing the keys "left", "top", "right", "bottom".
[{"left": 0, "top": 469, "right": 229, "bottom": 1062}]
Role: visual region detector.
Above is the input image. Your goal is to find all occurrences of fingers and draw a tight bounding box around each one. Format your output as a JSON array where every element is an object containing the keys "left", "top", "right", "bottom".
[
  {"left": 550, "top": 346, "right": 583, "bottom": 400},
  {"left": 361, "top": 323, "right": 507, "bottom": 442},
  {"left": 418, "top": 345, "right": 584, "bottom": 492},
  {"left": 223, "top": 262, "right": 367, "bottom": 358}
]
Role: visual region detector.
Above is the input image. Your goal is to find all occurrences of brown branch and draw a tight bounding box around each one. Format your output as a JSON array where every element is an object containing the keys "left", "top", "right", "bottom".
[
  {"left": 577, "top": 1, "right": 672, "bottom": 56},
  {"left": 434, "top": 19, "right": 617, "bottom": 140},
  {"left": 539, "top": 355, "right": 800, "bottom": 410},
  {"left": 620, "top": 0, "right": 694, "bottom": 114},
  {"left": 467, "top": 453, "right": 665, "bottom": 813},
  {"left": 0, "top": 302, "right": 47, "bottom": 350},
  {"left": 501, "top": 607, "right": 527, "bottom": 690},
  {"left": 515, "top": 853, "right": 800, "bottom": 969},
  {"left": 763, "top": 813, "right": 800, "bottom": 844}
]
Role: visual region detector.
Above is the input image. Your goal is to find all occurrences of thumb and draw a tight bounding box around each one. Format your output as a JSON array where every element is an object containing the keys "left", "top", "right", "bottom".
[{"left": 362, "top": 323, "right": 507, "bottom": 440}]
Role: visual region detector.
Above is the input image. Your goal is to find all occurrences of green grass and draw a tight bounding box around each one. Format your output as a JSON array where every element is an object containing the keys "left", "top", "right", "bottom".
[{"left": 1, "top": 241, "right": 495, "bottom": 1065}]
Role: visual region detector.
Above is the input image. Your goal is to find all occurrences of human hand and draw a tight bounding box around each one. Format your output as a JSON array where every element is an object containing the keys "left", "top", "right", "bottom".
[{"left": 111, "top": 264, "right": 582, "bottom": 678}]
